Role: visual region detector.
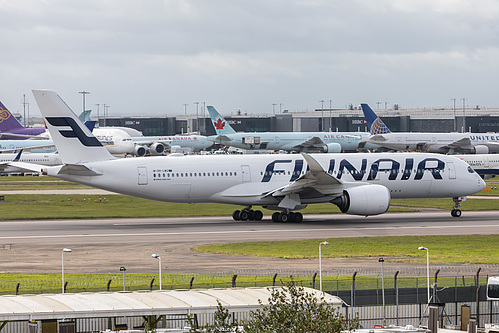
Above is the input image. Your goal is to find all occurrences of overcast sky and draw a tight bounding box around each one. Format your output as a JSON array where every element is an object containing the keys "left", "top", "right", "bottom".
[{"left": 2, "top": 0, "right": 499, "bottom": 117}]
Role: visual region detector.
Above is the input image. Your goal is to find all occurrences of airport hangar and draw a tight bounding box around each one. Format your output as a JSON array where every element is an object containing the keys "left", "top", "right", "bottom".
[
  {"left": 100, "top": 106, "right": 499, "bottom": 137},
  {"left": 0, "top": 287, "right": 343, "bottom": 333}
]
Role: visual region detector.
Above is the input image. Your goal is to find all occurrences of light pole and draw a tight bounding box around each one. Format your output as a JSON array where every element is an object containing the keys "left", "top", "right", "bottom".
[
  {"left": 319, "top": 241, "right": 329, "bottom": 292},
  {"left": 120, "top": 266, "right": 126, "bottom": 291},
  {"left": 62, "top": 248, "right": 72, "bottom": 293},
  {"left": 451, "top": 98, "right": 456, "bottom": 132},
  {"left": 152, "top": 254, "right": 162, "bottom": 290},
  {"left": 379, "top": 257, "right": 386, "bottom": 326},
  {"left": 79, "top": 91, "right": 90, "bottom": 114},
  {"left": 461, "top": 98, "right": 466, "bottom": 132},
  {"left": 418, "top": 246, "right": 430, "bottom": 304},
  {"left": 319, "top": 100, "right": 325, "bottom": 131},
  {"left": 194, "top": 102, "right": 199, "bottom": 132}
]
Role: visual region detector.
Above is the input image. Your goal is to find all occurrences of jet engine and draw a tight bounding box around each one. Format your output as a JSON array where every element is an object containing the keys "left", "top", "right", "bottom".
[
  {"left": 472, "top": 145, "right": 489, "bottom": 154},
  {"left": 330, "top": 184, "right": 390, "bottom": 216},
  {"left": 132, "top": 145, "right": 147, "bottom": 157},
  {"left": 322, "top": 143, "right": 342, "bottom": 153},
  {"left": 149, "top": 142, "right": 165, "bottom": 155}
]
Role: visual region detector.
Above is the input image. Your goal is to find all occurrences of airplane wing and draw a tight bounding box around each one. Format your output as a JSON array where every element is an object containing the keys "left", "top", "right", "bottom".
[
  {"left": 259, "top": 153, "right": 351, "bottom": 210},
  {"left": 5, "top": 161, "right": 46, "bottom": 173},
  {"left": 291, "top": 136, "right": 325, "bottom": 149},
  {"left": 445, "top": 137, "right": 473, "bottom": 150}
]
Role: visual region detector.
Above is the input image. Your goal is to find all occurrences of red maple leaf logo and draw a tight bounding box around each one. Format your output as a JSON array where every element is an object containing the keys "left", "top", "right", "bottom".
[{"left": 214, "top": 118, "right": 226, "bottom": 130}]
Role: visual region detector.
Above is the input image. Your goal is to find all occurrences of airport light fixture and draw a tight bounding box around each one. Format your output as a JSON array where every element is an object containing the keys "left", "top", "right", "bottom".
[
  {"left": 79, "top": 91, "right": 90, "bottom": 114},
  {"left": 319, "top": 241, "right": 329, "bottom": 292},
  {"left": 152, "top": 254, "right": 162, "bottom": 291},
  {"left": 61, "top": 248, "right": 72, "bottom": 294},
  {"left": 379, "top": 257, "right": 386, "bottom": 326},
  {"left": 418, "top": 246, "right": 430, "bottom": 304},
  {"left": 120, "top": 266, "right": 127, "bottom": 291}
]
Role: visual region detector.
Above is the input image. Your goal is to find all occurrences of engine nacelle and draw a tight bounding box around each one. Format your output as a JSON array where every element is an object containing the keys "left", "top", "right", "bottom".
[
  {"left": 472, "top": 145, "right": 489, "bottom": 154},
  {"left": 322, "top": 143, "right": 342, "bottom": 153},
  {"left": 132, "top": 145, "right": 147, "bottom": 157},
  {"left": 149, "top": 142, "right": 165, "bottom": 155},
  {"left": 331, "top": 184, "right": 390, "bottom": 216}
]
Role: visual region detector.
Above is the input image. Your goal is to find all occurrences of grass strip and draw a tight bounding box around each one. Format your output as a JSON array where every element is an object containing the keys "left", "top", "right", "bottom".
[{"left": 193, "top": 234, "right": 499, "bottom": 264}]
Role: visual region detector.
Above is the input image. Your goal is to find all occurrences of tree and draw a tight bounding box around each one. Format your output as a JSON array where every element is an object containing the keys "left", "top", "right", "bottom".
[
  {"left": 187, "top": 300, "right": 241, "bottom": 333},
  {"left": 243, "top": 282, "right": 359, "bottom": 333}
]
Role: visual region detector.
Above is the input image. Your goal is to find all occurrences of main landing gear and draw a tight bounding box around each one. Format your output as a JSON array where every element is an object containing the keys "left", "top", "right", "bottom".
[
  {"left": 271, "top": 211, "right": 303, "bottom": 223},
  {"left": 232, "top": 207, "right": 263, "bottom": 221},
  {"left": 451, "top": 197, "right": 465, "bottom": 217}
]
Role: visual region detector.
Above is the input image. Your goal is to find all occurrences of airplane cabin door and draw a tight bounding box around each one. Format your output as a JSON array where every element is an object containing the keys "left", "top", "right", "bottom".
[
  {"left": 447, "top": 162, "right": 456, "bottom": 179},
  {"left": 241, "top": 165, "right": 251, "bottom": 182},
  {"left": 137, "top": 166, "right": 148, "bottom": 185}
]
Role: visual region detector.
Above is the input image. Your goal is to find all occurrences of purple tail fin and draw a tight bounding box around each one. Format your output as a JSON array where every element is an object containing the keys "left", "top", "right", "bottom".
[
  {"left": 0, "top": 100, "right": 45, "bottom": 139},
  {"left": 0, "top": 101, "right": 23, "bottom": 131}
]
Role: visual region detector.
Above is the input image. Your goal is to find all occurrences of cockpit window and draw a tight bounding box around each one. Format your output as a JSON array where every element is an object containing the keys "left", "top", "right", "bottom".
[{"left": 467, "top": 166, "right": 474, "bottom": 173}]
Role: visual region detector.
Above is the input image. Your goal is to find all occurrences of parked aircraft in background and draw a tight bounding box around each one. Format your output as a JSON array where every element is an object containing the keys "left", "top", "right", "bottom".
[
  {"left": 0, "top": 150, "right": 61, "bottom": 173},
  {"left": 361, "top": 104, "right": 499, "bottom": 154},
  {"left": 456, "top": 154, "right": 499, "bottom": 178},
  {"left": 0, "top": 101, "right": 46, "bottom": 139},
  {"left": 207, "top": 106, "right": 377, "bottom": 153},
  {"left": 11, "top": 90, "right": 486, "bottom": 221}
]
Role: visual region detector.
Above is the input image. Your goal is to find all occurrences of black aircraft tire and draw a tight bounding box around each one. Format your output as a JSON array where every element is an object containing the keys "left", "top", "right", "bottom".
[
  {"left": 254, "top": 210, "right": 263, "bottom": 221},
  {"left": 232, "top": 210, "right": 241, "bottom": 221}
]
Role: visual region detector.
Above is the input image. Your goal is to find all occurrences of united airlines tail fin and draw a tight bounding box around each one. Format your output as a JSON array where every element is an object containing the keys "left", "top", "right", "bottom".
[
  {"left": 32, "top": 90, "right": 115, "bottom": 164},
  {"left": 361, "top": 103, "right": 391, "bottom": 135},
  {"left": 207, "top": 106, "right": 236, "bottom": 135}
]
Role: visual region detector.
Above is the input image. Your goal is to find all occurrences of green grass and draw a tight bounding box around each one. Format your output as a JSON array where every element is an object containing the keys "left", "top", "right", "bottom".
[{"left": 193, "top": 235, "right": 499, "bottom": 264}]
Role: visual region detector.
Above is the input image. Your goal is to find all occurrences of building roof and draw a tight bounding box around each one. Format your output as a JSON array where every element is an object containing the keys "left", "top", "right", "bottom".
[{"left": 0, "top": 287, "right": 343, "bottom": 321}]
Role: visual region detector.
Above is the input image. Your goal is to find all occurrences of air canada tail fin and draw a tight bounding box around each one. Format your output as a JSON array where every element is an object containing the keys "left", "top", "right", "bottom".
[
  {"left": 207, "top": 106, "right": 236, "bottom": 135},
  {"left": 360, "top": 103, "right": 391, "bottom": 135},
  {"left": 32, "top": 90, "right": 115, "bottom": 164}
]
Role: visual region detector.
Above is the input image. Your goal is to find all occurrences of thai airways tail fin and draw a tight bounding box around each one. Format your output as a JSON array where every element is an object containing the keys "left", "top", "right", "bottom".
[
  {"left": 32, "top": 90, "right": 115, "bottom": 164},
  {"left": 360, "top": 103, "right": 391, "bottom": 135},
  {"left": 207, "top": 106, "right": 236, "bottom": 135},
  {"left": 0, "top": 101, "right": 24, "bottom": 132}
]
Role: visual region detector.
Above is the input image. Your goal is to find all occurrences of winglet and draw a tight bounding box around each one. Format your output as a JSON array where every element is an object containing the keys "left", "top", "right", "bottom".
[
  {"left": 207, "top": 106, "right": 237, "bottom": 135},
  {"left": 361, "top": 103, "right": 391, "bottom": 135}
]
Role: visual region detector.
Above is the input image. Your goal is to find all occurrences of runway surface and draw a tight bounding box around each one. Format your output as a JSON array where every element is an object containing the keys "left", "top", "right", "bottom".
[{"left": 1, "top": 210, "right": 498, "bottom": 276}]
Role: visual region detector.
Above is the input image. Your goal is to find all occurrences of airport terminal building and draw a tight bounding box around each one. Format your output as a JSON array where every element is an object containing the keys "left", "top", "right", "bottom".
[{"left": 101, "top": 106, "right": 499, "bottom": 136}]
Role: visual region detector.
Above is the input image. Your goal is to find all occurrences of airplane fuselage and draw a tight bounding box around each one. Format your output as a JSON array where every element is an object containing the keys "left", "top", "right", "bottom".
[
  {"left": 457, "top": 154, "right": 499, "bottom": 176},
  {"left": 46, "top": 153, "right": 484, "bottom": 207},
  {"left": 368, "top": 133, "right": 499, "bottom": 154},
  {"left": 211, "top": 132, "right": 378, "bottom": 152}
]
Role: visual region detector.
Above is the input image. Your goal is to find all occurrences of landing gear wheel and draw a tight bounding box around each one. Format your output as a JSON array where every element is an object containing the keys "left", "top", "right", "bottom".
[
  {"left": 238, "top": 210, "right": 249, "bottom": 221},
  {"left": 293, "top": 212, "right": 303, "bottom": 222},
  {"left": 451, "top": 209, "right": 462, "bottom": 217},
  {"left": 278, "top": 213, "right": 289, "bottom": 223},
  {"left": 232, "top": 210, "right": 241, "bottom": 221},
  {"left": 253, "top": 210, "right": 264, "bottom": 221},
  {"left": 272, "top": 212, "right": 280, "bottom": 222}
]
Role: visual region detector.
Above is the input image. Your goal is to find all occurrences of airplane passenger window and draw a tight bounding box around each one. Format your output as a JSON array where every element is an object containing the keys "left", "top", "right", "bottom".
[
  {"left": 190, "top": 173, "right": 193, "bottom": 177},
  {"left": 153, "top": 173, "right": 156, "bottom": 177},
  {"left": 234, "top": 172, "right": 237, "bottom": 176}
]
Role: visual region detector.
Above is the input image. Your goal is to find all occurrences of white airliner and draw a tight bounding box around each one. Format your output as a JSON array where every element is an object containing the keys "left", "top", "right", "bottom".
[
  {"left": 456, "top": 154, "right": 499, "bottom": 178},
  {"left": 130, "top": 135, "right": 214, "bottom": 156},
  {"left": 361, "top": 104, "right": 499, "bottom": 154},
  {"left": 207, "top": 106, "right": 377, "bottom": 152},
  {"left": 13, "top": 90, "right": 486, "bottom": 221},
  {"left": 0, "top": 150, "right": 61, "bottom": 173}
]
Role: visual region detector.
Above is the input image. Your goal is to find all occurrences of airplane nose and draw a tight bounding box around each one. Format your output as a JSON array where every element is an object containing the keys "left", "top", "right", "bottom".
[{"left": 478, "top": 176, "right": 486, "bottom": 191}]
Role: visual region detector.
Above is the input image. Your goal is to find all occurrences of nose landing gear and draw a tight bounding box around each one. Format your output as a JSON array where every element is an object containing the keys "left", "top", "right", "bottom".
[{"left": 451, "top": 197, "right": 465, "bottom": 217}]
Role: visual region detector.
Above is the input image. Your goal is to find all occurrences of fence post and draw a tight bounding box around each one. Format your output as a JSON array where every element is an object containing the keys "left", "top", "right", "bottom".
[
  {"left": 352, "top": 271, "right": 357, "bottom": 307},
  {"left": 273, "top": 273, "right": 278, "bottom": 286},
  {"left": 16, "top": 283, "right": 20, "bottom": 295},
  {"left": 312, "top": 272, "right": 317, "bottom": 289},
  {"left": 190, "top": 277, "right": 195, "bottom": 289},
  {"left": 232, "top": 275, "right": 237, "bottom": 288},
  {"left": 395, "top": 271, "right": 399, "bottom": 326},
  {"left": 150, "top": 278, "right": 155, "bottom": 291},
  {"left": 107, "top": 279, "right": 112, "bottom": 292}
]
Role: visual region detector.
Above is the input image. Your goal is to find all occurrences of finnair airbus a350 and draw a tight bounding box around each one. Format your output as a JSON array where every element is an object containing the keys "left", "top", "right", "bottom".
[{"left": 13, "top": 90, "right": 485, "bottom": 221}]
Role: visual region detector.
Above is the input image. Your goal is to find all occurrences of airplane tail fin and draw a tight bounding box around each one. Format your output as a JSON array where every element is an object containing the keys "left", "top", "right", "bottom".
[
  {"left": 32, "top": 90, "right": 115, "bottom": 164},
  {"left": 360, "top": 103, "right": 391, "bottom": 135},
  {"left": 0, "top": 101, "right": 24, "bottom": 132},
  {"left": 207, "top": 106, "right": 236, "bottom": 135}
]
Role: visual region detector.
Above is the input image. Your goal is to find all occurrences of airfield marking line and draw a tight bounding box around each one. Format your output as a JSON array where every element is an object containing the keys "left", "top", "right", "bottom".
[{"left": 0, "top": 223, "right": 497, "bottom": 240}]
